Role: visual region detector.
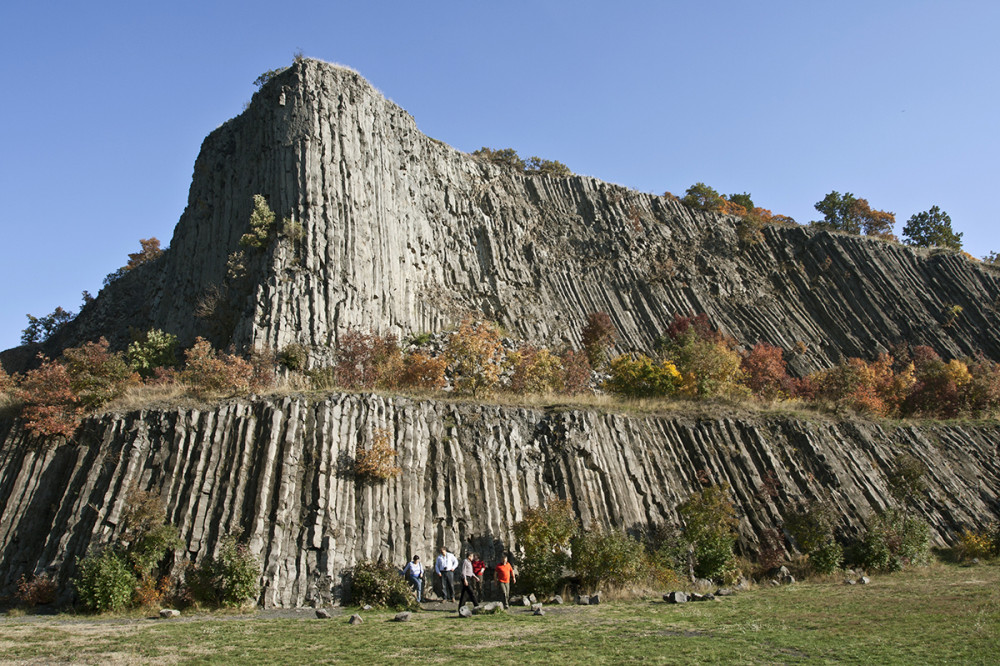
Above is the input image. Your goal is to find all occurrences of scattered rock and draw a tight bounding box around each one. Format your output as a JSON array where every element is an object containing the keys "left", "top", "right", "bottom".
[
  {"left": 531, "top": 603, "right": 543, "bottom": 613},
  {"left": 476, "top": 602, "right": 504, "bottom": 615},
  {"left": 362, "top": 604, "right": 373, "bottom": 611},
  {"left": 521, "top": 596, "right": 532, "bottom": 607},
  {"left": 159, "top": 609, "right": 181, "bottom": 619},
  {"left": 533, "top": 607, "right": 546, "bottom": 616},
  {"left": 458, "top": 605, "right": 473, "bottom": 618},
  {"left": 715, "top": 588, "right": 735, "bottom": 597},
  {"left": 692, "top": 593, "right": 715, "bottom": 602},
  {"left": 552, "top": 595, "right": 564, "bottom": 605},
  {"left": 577, "top": 595, "right": 590, "bottom": 605},
  {"left": 664, "top": 591, "right": 688, "bottom": 604},
  {"left": 348, "top": 614, "right": 363, "bottom": 625},
  {"left": 844, "top": 579, "right": 857, "bottom": 585},
  {"left": 589, "top": 592, "right": 601, "bottom": 605},
  {"left": 781, "top": 574, "right": 796, "bottom": 585},
  {"left": 315, "top": 608, "right": 331, "bottom": 619},
  {"left": 734, "top": 577, "right": 751, "bottom": 591},
  {"left": 859, "top": 576, "right": 870, "bottom": 585},
  {"left": 509, "top": 595, "right": 523, "bottom": 606},
  {"left": 394, "top": 612, "right": 412, "bottom": 622},
  {"left": 528, "top": 593, "right": 537, "bottom": 604}
]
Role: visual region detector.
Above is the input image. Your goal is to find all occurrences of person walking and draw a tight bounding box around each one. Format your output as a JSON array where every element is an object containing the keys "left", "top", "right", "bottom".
[
  {"left": 457, "top": 552, "right": 481, "bottom": 610},
  {"left": 495, "top": 554, "right": 516, "bottom": 608},
  {"left": 402, "top": 555, "right": 425, "bottom": 603},
  {"left": 435, "top": 547, "right": 458, "bottom": 602}
]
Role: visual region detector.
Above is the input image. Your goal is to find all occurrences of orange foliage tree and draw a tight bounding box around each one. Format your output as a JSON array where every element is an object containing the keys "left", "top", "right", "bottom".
[
  {"left": 18, "top": 355, "right": 83, "bottom": 439},
  {"left": 445, "top": 319, "right": 506, "bottom": 397}
]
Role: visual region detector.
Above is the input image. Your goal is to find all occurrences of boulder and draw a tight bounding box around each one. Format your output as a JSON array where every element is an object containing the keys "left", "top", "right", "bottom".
[
  {"left": 394, "top": 612, "right": 412, "bottom": 622},
  {"left": 159, "top": 609, "right": 181, "bottom": 619},
  {"left": 531, "top": 603, "right": 543, "bottom": 613},
  {"left": 348, "top": 614, "right": 363, "bottom": 625},
  {"left": 589, "top": 592, "right": 601, "bottom": 605},
  {"left": 860, "top": 576, "right": 870, "bottom": 585},
  {"left": 715, "top": 588, "right": 735, "bottom": 597},
  {"left": 552, "top": 595, "right": 564, "bottom": 605},
  {"left": 478, "top": 602, "right": 503, "bottom": 614},
  {"left": 576, "top": 595, "right": 590, "bottom": 605},
  {"left": 528, "top": 593, "right": 537, "bottom": 604},
  {"left": 509, "top": 595, "right": 523, "bottom": 606},
  {"left": 781, "top": 574, "right": 796, "bottom": 585},
  {"left": 315, "top": 608, "right": 331, "bottom": 619},
  {"left": 521, "top": 596, "right": 532, "bottom": 607},
  {"left": 664, "top": 591, "right": 688, "bottom": 604},
  {"left": 458, "top": 605, "right": 473, "bottom": 618},
  {"left": 533, "top": 607, "right": 546, "bottom": 616}
]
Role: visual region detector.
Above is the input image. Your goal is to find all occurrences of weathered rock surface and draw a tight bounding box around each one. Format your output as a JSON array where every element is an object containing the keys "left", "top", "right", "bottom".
[
  {"left": 7, "top": 58, "right": 999, "bottom": 375},
  {"left": 1, "top": 393, "right": 998, "bottom": 607}
]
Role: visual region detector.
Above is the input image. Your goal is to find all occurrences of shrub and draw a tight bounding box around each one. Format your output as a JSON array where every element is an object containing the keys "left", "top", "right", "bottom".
[
  {"left": 118, "top": 487, "right": 182, "bottom": 580},
  {"left": 472, "top": 147, "right": 526, "bottom": 171},
  {"left": 18, "top": 355, "right": 83, "bottom": 439},
  {"left": 277, "top": 343, "right": 308, "bottom": 371},
  {"left": 62, "top": 338, "right": 138, "bottom": 410},
  {"left": 15, "top": 573, "right": 58, "bottom": 607},
  {"left": 0, "top": 365, "right": 15, "bottom": 398},
  {"left": 680, "top": 183, "right": 726, "bottom": 212},
  {"left": 560, "top": 349, "right": 592, "bottom": 395},
  {"left": 74, "top": 549, "right": 137, "bottom": 612},
  {"left": 398, "top": 351, "right": 447, "bottom": 390},
  {"left": 784, "top": 499, "right": 837, "bottom": 555},
  {"left": 21, "top": 306, "right": 75, "bottom": 344},
  {"left": 741, "top": 342, "right": 793, "bottom": 400},
  {"left": 104, "top": 238, "right": 165, "bottom": 286},
  {"left": 127, "top": 329, "right": 178, "bottom": 378},
  {"left": 902, "top": 350, "right": 965, "bottom": 418},
  {"left": 954, "top": 529, "right": 995, "bottom": 562},
  {"left": 334, "top": 329, "right": 402, "bottom": 390},
  {"left": 513, "top": 499, "right": 576, "bottom": 595},
  {"left": 678, "top": 483, "right": 738, "bottom": 581},
  {"left": 809, "top": 540, "right": 844, "bottom": 574},
  {"left": 240, "top": 194, "right": 276, "bottom": 249},
  {"left": 886, "top": 453, "right": 927, "bottom": 505},
  {"left": 855, "top": 508, "right": 930, "bottom": 572},
  {"left": 581, "top": 312, "right": 617, "bottom": 368},
  {"left": 180, "top": 338, "right": 257, "bottom": 398},
  {"left": 510, "top": 346, "right": 564, "bottom": 394},
  {"left": 525, "top": 156, "right": 572, "bottom": 177},
  {"left": 641, "top": 524, "right": 687, "bottom": 586},
  {"left": 445, "top": 319, "right": 506, "bottom": 398},
  {"left": 133, "top": 575, "right": 172, "bottom": 610},
  {"left": 813, "top": 354, "right": 905, "bottom": 417},
  {"left": 571, "top": 528, "right": 644, "bottom": 591},
  {"left": 189, "top": 534, "right": 261, "bottom": 607},
  {"left": 658, "top": 314, "right": 746, "bottom": 399},
  {"left": 355, "top": 428, "right": 401, "bottom": 482},
  {"left": 349, "top": 560, "right": 418, "bottom": 609},
  {"left": 604, "top": 353, "right": 682, "bottom": 398},
  {"left": 962, "top": 356, "right": 1000, "bottom": 417}
]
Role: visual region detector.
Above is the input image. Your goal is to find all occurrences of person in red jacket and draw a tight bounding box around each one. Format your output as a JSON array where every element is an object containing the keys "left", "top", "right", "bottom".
[
  {"left": 471, "top": 555, "right": 486, "bottom": 599},
  {"left": 495, "top": 554, "right": 516, "bottom": 608}
]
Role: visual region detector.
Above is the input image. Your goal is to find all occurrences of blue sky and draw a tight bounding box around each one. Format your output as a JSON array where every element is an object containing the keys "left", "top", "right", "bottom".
[{"left": 2, "top": 1, "right": 998, "bottom": 352}]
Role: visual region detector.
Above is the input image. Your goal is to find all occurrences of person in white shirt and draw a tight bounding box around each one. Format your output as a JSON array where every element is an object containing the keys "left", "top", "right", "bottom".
[
  {"left": 434, "top": 547, "right": 459, "bottom": 602},
  {"left": 401, "top": 555, "right": 424, "bottom": 603}
]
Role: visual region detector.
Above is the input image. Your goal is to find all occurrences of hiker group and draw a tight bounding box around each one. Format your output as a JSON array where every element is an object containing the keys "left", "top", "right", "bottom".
[{"left": 401, "top": 547, "right": 517, "bottom": 610}]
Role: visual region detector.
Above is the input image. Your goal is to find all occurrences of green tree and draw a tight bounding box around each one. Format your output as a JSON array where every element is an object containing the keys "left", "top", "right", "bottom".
[
  {"left": 681, "top": 182, "right": 726, "bottom": 212},
  {"left": 727, "top": 192, "right": 755, "bottom": 212},
  {"left": 513, "top": 499, "right": 576, "bottom": 595},
  {"left": 902, "top": 206, "right": 962, "bottom": 250},
  {"left": 678, "top": 483, "right": 738, "bottom": 580},
  {"left": 240, "top": 195, "right": 276, "bottom": 249},
  {"left": 472, "top": 147, "right": 526, "bottom": 171},
  {"left": 525, "top": 156, "right": 572, "bottom": 177},
  {"left": 21, "top": 307, "right": 75, "bottom": 344},
  {"left": 813, "top": 191, "right": 895, "bottom": 237}
]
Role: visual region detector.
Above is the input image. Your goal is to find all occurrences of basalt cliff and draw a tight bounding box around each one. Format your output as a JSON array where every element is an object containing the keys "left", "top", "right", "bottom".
[{"left": 1, "top": 59, "right": 999, "bottom": 606}]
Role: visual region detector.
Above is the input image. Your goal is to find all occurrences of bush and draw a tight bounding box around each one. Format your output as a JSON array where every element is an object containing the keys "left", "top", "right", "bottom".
[
  {"left": 855, "top": 509, "right": 930, "bottom": 572},
  {"left": 15, "top": 573, "right": 58, "bottom": 607},
  {"left": 741, "top": 342, "right": 793, "bottom": 400},
  {"left": 604, "top": 353, "right": 682, "bottom": 398},
  {"left": 472, "top": 147, "right": 526, "bottom": 171},
  {"left": 809, "top": 540, "right": 844, "bottom": 574},
  {"left": 398, "top": 351, "right": 447, "bottom": 390},
  {"left": 658, "top": 315, "right": 746, "bottom": 399},
  {"left": 118, "top": 487, "right": 182, "bottom": 580},
  {"left": 62, "top": 338, "right": 138, "bottom": 410},
  {"left": 954, "top": 529, "right": 995, "bottom": 562},
  {"left": 571, "top": 528, "right": 644, "bottom": 591},
  {"left": 74, "top": 549, "right": 137, "bottom": 612},
  {"left": 334, "top": 329, "right": 402, "bottom": 390},
  {"left": 513, "top": 499, "right": 576, "bottom": 595},
  {"left": 355, "top": 428, "right": 401, "bottom": 482},
  {"left": 18, "top": 355, "right": 83, "bottom": 439},
  {"left": 277, "top": 343, "right": 308, "bottom": 371},
  {"left": 446, "top": 319, "right": 507, "bottom": 398},
  {"left": 127, "top": 329, "right": 178, "bottom": 378},
  {"left": 349, "top": 560, "right": 418, "bottom": 609},
  {"left": 240, "top": 194, "right": 276, "bottom": 249},
  {"left": 581, "top": 312, "right": 617, "bottom": 369},
  {"left": 560, "top": 349, "right": 592, "bottom": 395},
  {"left": 180, "top": 338, "right": 258, "bottom": 398},
  {"left": 510, "top": 346, "right": 564, "bottom": 394},
  {"left": 189, "top": 534, "right": 261, "bottom": 607},
  {"left": 678, "top": 483, "right": 738, "bottom": 581}
]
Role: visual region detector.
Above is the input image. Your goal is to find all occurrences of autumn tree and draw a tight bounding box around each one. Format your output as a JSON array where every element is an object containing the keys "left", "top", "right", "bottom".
[
  {"left": 813, "top": 191, "right": 895, "bottom": 237},
  {"left": 445, "top": 319, "right": 507, "bottom": 397},
  {"left": 472, "top": 147, "right": 526, "bottom": 171},
  {"left": 681, "top": 182, "right": 726, "bottom": 212},
  {"left": 902, "top": 206, "right": 962, "bottom": 250},
  {"left": 21, "top": 306, "right": 75, "bottom": 344},
  {"left": 581, "top": 311, "right": 617, "bottom": 368},
  {"left": 18, "top": 355, "right": 83, "bottom": 439},
  {"left": 104, "top": 238, "right": 166, "bottom": 286}
]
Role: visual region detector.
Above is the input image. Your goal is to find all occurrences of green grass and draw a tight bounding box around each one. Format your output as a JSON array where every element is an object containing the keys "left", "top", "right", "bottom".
[{"left": 2, "top": 563, "right": 997, "bottom": 664}]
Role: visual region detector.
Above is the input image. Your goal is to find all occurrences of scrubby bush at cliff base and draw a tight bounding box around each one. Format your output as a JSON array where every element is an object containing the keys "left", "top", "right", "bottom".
[
  {"left": 127, "top": 329, "right": 178, "bottom": 377},
  {"left": 809, "top": 540, "right": 844, "bottom": 575},
  {"left": 678, "top": 483, "right": 739, "bottom": 581},
  {"left": 119, "top": 487, "right": 182, "bottom": 579},
  {"left": 605, "top": 354, "right": 681, "bottom": 398},
  {"left": 15, "top": 574, "right": 58, "bottom": 608},
  {"left": 62, "top": 338, "right": 138, "bottom": 410},
  {"left": 187, "top": 535, "right": 261, "bottom": 607},
  {"left": 854, "top": 509, "right": 930, "bottom": 573},
  {"left": 74, "top": 549, "right": 138, "bottom": 613},
  {"left": 445, "top": 319, "right": 507, "bottom": 397},
  {"left": 180, "top": 338, "right": 271, "bottom": 398},
  {"left": 571, "top": 528, "right": 644, "bottom": 591},
  {"left": 510, "top": 346, "right": 564, "bottom": 394},
  {"left": 581, "top": 312, "right": 617, "bottom": 368},
  {"left": 513, "top": 499, "right": 576, "bottom": 595},
  {"left": 349, "top": 560, "right": 418, "bottom": 610},
  {"left": 18, "top": 355, "right": 83, "bottom": 439}
]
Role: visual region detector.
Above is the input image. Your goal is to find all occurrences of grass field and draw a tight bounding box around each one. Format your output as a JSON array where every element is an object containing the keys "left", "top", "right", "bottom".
[{"left": 1, "top": 563, "right": 997, "bottom": 665}]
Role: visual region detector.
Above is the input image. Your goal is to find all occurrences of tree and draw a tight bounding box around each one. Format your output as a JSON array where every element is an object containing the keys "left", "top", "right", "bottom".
[
  {"left": 681, "top": 182, "right": 726, "bottom": 212},
  {"left": 104, "top": 238, "right": 166, "bottom": 286},
  {"left": 445, "top": 319, "right": 506, "bottom": 397},
  {"left": 813, "top": 191, "right": 895, "bottom": 237},
  {"left": 525, "top": 156, "right": 571, "bottom": 177},
  {"left": 902, "top": 206, "right": 962, "bottom": 250},
  {"left": 472, "top": 147, "right": 526, "bottom": 171},
  {"left": 727, "top": 192, "right": 755, "bottom": 212},
  {"left": 21, "top": 307, "right": 75, "bottom": 344}
]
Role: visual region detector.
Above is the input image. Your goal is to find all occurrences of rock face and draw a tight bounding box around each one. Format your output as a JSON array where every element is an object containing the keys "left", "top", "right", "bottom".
[
  {"left": 1, "top": 394, "right": 998, "bottom": 607},
  {"left": 9, "top": 58, "right": 999, "bottom": 374}
]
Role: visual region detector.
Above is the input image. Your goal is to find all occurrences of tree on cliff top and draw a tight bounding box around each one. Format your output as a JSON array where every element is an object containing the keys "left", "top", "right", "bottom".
[
  {"left": 812, "top": 191, "right": 895, "bottom": 237},
  {"left": 902, "top": 206, "right": 963, "bottom": 250}
]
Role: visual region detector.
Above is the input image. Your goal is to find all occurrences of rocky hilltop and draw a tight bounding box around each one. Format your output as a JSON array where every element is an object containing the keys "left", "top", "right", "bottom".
[
  {"left": 2, "top": 396, "right": 998, "bottom": 607},
  {"left": 9, "top": 58, "right": 999, "bottom": 374}
]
